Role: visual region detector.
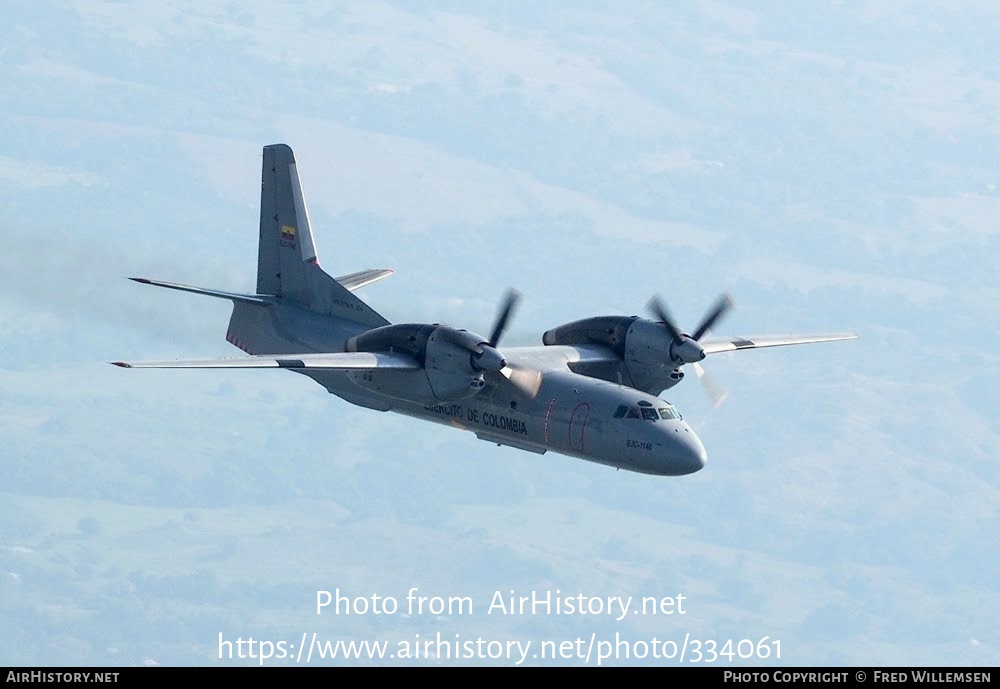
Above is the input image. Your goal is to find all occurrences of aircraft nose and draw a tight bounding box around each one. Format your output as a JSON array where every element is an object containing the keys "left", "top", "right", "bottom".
[
  {"left": 679, "top": 430, "right": 707, "bottom": 473},
  {"left": 662, "top": 425, "right": 707, "bottom": 475}
]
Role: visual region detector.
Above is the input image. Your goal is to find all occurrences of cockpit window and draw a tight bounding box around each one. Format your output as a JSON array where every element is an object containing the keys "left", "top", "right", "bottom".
[
  {"left": 618, "top": 402, "right": 678, "bottom": 421},
  {"left": 659, "top": 406, "right": 682, "bottom": 420}
]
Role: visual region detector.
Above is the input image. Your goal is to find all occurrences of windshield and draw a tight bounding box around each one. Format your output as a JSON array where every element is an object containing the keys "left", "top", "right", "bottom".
[
  {"left": 614, "top": 402, "right": 682, "bottom": 422},
  {"left": 658, "top": 405, "right": 682, "bottom": 420}
]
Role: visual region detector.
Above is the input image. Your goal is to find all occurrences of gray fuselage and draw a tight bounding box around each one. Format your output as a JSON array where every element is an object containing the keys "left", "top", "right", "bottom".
[
  {"left": 323, "top": 351, "right": 703, "bottom": 477},
  {"left": 226, "top": 301, "right": 706, "bottom": 476}
]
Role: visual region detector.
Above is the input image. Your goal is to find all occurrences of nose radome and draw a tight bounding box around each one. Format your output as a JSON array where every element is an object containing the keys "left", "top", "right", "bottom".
[{"left": 675, "top": 427, "right": 707, "bottom": 474}]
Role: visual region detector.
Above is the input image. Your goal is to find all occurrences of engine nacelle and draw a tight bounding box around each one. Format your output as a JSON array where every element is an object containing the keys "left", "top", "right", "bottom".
[
  {"left": 542, "top": 316, "right": 683, "bottom": 394},
  {"left": 346, "top": 323, "right": 490, "bottom": 405},
  {"left": 423, "top": 328, "right": 488, "bottom": 402}
]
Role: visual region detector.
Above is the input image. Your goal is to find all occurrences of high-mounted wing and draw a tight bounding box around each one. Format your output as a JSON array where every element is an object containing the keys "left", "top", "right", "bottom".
[
  {"left": 334, "top": 269, "right": 395, "bottom": 292},
  {"left": 700, "top": 333, "right": 858, "bottom": 355},
  {"left": 111, "top": 351, "right": 420, "bottom": 370}
]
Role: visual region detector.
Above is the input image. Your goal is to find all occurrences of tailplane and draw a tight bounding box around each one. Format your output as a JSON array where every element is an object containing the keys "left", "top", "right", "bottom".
[
  {"left": 128, "top": 144, "right": 391, "bottom": 356},
  {"left": 127, "top": 277, "right": 273, "bottom": 304},
  {"left": 256, "top": 143, "right": 388, "bottom": 327}
]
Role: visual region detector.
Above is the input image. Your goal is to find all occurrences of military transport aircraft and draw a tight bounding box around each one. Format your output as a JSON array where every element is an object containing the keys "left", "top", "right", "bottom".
[{"left": 113, "top": 144, "right": 857, "bottom": 476}]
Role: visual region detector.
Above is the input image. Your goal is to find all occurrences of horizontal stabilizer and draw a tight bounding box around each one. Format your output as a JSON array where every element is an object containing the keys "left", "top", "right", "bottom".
[
  {"left": 129, "top": 278, "right": 274, "bottom": 305},
  {"left": 335, "top": 268, "right": 395, "bottom": 292},
  {"left": 701, "top": 333, "right": 859, "bottom": 355},
  {"left": 111, "top": 351, "right": 420, "bottom": 370}
]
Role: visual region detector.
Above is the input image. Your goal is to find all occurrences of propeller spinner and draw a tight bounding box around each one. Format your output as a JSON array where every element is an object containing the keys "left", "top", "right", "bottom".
[
  {"left": 437, "top": 289, "right": 520, "bottom": 373},
  {"left": 647, "top": 293, "right": 734, "bottom": 406},
  {"left": 430, "top": 289, "right": 542, "bottom": 398}
]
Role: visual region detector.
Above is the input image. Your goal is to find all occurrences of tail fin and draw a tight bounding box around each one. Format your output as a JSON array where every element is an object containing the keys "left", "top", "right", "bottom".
[{"left": 257, "top": 143, "right": 388, "bottom": 327}]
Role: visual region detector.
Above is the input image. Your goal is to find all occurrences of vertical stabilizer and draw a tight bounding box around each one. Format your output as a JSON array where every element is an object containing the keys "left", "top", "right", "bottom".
[{"left": 256, "top": 143, "right": 388, "bottom": 327}]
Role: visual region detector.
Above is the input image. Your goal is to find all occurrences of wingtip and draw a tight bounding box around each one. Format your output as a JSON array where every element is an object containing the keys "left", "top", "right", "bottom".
[
  {"left": 110, "top": 361, "right": 132, "bottom": 368},
  {"left": 128, "top": 277, "right": 152, "bottom": 284}
]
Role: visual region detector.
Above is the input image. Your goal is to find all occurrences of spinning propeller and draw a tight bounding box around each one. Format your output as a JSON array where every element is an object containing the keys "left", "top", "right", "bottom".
[
  {"left": 441, "top": 289, "right": 543, "bottom": 396},
  {"left": 647, "top": 293, "right": 734, "bottom": 408}
]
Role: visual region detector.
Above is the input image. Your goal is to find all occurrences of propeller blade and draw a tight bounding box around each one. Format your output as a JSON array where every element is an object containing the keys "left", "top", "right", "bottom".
[
  {"left": 489, "top": 289, "right": 521, "bottom": 347},
  {"left": 692, "top": 361, "right": 729, "bottom": 409},
  {"left": 646, "top": 295, "right": 683, "bottom": 340},
  {"left": 500, "top": 364, "right": 543, "bottom": 398},
  {"left": 691, "top": 293, "right": 734, "bottom": 342}
]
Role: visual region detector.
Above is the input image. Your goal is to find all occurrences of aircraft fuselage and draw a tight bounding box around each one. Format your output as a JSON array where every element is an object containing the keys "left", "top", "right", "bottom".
[{"left": 311, "top": 345, "right": 706, "bottom": 476}]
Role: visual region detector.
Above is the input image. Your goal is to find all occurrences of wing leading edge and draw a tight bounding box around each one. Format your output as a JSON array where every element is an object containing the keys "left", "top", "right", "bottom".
[
  {"left": 334, "top": 268, "right": 395, "bottom": 291},
  {"left": 129, "top": 269, "right": 394, "bottom": 304},
  {"left": 700, "top": 333, "right": 858, "bottom": 355},
  {"left": 110, "top": 351, "right": 420, "bottom": 370}
]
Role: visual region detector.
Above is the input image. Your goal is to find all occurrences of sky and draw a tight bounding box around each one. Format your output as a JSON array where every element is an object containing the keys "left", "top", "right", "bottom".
[{"left": 1, "top": 0, "right": 997, "bottom": 667}]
